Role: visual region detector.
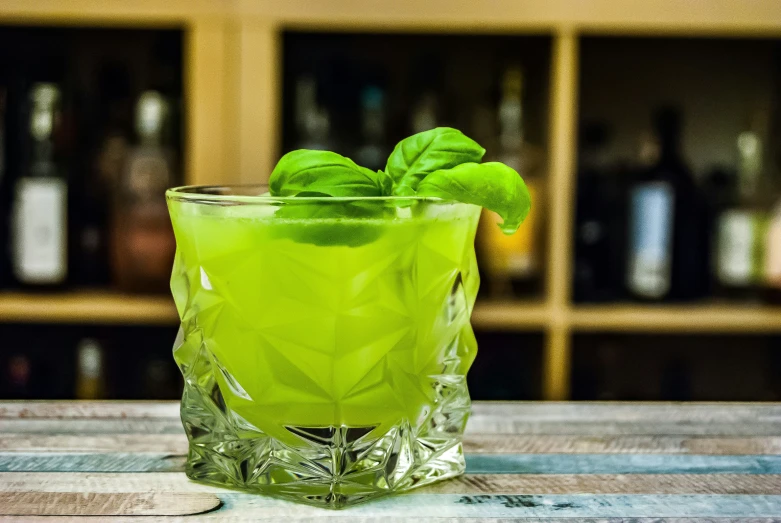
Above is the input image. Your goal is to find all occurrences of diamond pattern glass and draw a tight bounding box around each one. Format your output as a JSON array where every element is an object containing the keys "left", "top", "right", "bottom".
[{"left": 167, "top": 188, "right": 481, "bottom": 508}]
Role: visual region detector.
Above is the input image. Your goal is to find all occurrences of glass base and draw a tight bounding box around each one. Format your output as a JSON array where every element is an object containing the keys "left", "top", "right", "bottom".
[{"left": 180, "top": 369, "right": 469, "bottom": 509}]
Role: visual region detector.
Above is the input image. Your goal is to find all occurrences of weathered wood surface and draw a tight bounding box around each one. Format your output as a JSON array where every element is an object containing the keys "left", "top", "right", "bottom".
[{"left": 1, "top": 401, "right": 780, "bottom": 520}]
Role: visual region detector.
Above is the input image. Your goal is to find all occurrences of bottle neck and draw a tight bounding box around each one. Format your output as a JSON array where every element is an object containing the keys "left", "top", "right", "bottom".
[{"left": 657, "top": 131, "right": 682, "bottom": 163}]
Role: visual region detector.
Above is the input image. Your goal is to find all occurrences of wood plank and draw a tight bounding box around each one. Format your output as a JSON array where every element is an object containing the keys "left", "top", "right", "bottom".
[
  {"left": 175, "top": 492, "right": 781, "bottom": 518},
  {"left": 0, "top": 292, "right": 177, "bottom": 325},
  {"left": 0, "top": 453, "right": 184, "bottom": 473},
  {"left": 464, "top": 435, "right": 781, "bottom": 455},
  {"left": 4, "top": 433, "right": 779, "bottom": 456},
  {"left": 421, "top": 474, "right": 781, "bottom": 495},
  {"left": 465, "top": 419, "right": 781, "bottom": 437},
  {"left": 185, "top": 18, "right": 228, "bottom": 186},
  {"left": 0, "top": 492, "right": 221, "bottom": 517},
  {"left": 5, "top": 451, "right": 781, "bottom": 475},
  {"left": 235, "top": 0, "right": 781, "bottom": 36},
  {"left": 235, "top": 21, "right": 281, "bottom": 184},
  {"left": 3, "top": 401, "right": 780, "bottom": 423},
  {"left": 0, "top": 419, "right": 183, "bottom": 435},
  {"left": 464, "top": 454, "right": 781, "bottom": 475},
  {"left": 470, "top": 301, "right": 549, "bottom": 330},
  {"left": 0, "top": 434, "right": 187, "bottom": 453},
  {"left": 0, "top": 401, "right": 179, "bottom": 419},
  {"left": 0, "top": 0, "right": 226, "bottom": 25},
  {"left": 468, "top": 402, "right": 781, "bottom": 423},
  {"left": 4, "top": 472, "right": 781, "bottom": 496},
  {"left": 571, "top": 304, "right": 781, "bottom": 333},
  {"left": 543, "top": 29, "right": 579, "bottom": 401}
]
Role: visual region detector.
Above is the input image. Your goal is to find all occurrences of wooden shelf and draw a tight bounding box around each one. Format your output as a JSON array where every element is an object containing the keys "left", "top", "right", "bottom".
[
  {"left": 571, "top": 304, "right": 781, "bottom": 334},
  {"left": 0, "top": 292, "right": 178, "bottom": 325},
  {"left": 471, "top": 300, "right": 550, "bottom": 331},
  {"left": 4, "top": 0, "right": 781, "bottom": 36}
]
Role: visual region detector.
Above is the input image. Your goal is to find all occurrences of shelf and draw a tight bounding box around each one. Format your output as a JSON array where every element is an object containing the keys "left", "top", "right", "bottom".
[
  {"left": 2, "top": 0, "right": 781, "bottom": 35},
  {"left": 0, "top": 292, "right": 178, "bottom": 325},
  {"left": 471, "top": 300, "right": 550, "bottom": 331},
  {"left": 0, "top": 0, "right": 225, "bottom": 25},
  {"left": 1, "top": 294, "right": 777, "bottom": 334},
  {"left": 571, "top": 304, "right": 781, "bottom": 334}
]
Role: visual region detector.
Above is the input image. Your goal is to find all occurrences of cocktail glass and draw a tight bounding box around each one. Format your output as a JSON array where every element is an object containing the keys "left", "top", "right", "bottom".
[{"left": 166, "top": 185, "right": 481, "bottom": 508}]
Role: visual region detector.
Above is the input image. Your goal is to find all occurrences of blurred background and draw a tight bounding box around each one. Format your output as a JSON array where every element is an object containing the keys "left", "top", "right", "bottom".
[{"left": 0, "top": 1, "right": 780, "bottom": 403}]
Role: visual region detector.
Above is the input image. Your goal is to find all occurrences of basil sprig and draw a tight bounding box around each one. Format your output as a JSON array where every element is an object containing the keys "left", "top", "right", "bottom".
[{"left": 268, "top": 127, "right": 531, "bottom": 245}]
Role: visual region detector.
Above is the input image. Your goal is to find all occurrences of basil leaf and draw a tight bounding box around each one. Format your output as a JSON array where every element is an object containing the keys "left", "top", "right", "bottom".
[
  {"left": 270, "top": 150, "right": 392, "bottom": 197},
  {"left": 385, "top": 127, "right": 485, "bottom": 196},
  {"left": 416, "top": 162, "right": 531, "bottom": 234}
]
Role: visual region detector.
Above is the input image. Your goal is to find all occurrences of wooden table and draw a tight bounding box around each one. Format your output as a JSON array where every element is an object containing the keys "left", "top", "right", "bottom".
[{"left": 1, "top": 401, "right": 781, "bottom": 520}]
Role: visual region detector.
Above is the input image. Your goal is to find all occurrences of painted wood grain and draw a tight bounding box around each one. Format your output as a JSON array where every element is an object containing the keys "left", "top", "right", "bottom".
[
  {"left": 0, "top": 434, "right": 188, "bottom": 453},
  {"left": 0, "top": 401, "right": 179, "bottom": 419},
  {"left": 0, "top": 492, "right": 221, "bottom": 516},
  {"left": 0, "top": 419, "right": 183, "bottom": 435},
  {"left": 3, "top": 433, "right": 780, "bottom": 456},
  {"left": 0, "top": 453, "right": 184, "bottom": 473},
  {"left": 419, "top": 474, "right": 781, "bottom": 495},
  {"left": 5, "top": 417, "right": 781, "bottom": 438},
  {"left": 465, "top": 418, "right": 781, "bottom": 436},
  {"left": 465, "top": 454, "right": 781, "bottom": 475},
  {"left": 188, "top": 493, "right": 781, "bottom": 518},
  {"left": 464, "top": 435, "right": 781, "bottom": 455},
  {"left": 5, "top": 452, "right": 781, "bottom": 475},
  {"left": 468, "top": 402, "right": 781, "bottom": 422},
  {"left": 3, "top": 401, "right": 780, "bottom": 423},
  {"left": 4, "top": 472, "right": 781, "bottom": 496}
]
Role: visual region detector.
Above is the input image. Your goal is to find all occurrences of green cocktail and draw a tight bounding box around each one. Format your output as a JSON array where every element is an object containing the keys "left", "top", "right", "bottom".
[
  {"left": 168, "top": 127, "right": 530, "bottom": 508},
  {"left": 168, "top": 190, "right": 480, "bottom": 506}
]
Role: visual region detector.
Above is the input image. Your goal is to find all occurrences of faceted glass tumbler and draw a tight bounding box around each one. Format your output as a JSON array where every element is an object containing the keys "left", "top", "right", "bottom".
[{"left": 166, "top": 185, "right": 481, "bottom": 509}]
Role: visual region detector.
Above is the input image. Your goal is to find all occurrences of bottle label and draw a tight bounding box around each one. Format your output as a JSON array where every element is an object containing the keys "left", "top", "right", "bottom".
[
  {"left": 628, "top": 182, "right": 674, "bottom": 298},
  {"left": 478, "top": 180, "right": 540, "bottom": 278},
  {"left": 13, "top": 178, "right": 67, "bottom": 284},
  {"left": 716, "top": 209, "right": 759, "bottom": 287},
  {"left": 767, "top": 206, "right": 781, "bottom": 289}
]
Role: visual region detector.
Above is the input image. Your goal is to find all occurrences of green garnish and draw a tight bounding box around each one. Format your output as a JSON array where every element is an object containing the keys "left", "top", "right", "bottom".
[{"left": 269, "top": 126, "right": 532, "bottom": 244}]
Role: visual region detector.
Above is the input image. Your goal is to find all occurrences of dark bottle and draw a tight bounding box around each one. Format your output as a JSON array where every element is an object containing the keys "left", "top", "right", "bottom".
[
  {"left": 0, "top": 81, "right": 10, "bottom": 288},
  {"left": 573, "top": 121, "right": 626, "bottom": 302},
  {"left": 75, "top": 63, "right": 132, "bottom": 287},
  {"left": 11, "top": 83, "right": 69, "bottom": 288},
  {"left": 110, "top": 91, "right": 176, "bottom": 293},
  {"left": 354, "top": 86, "right": 388, "bottom": 172},
  {"left": 626, "top": 107, "right": 709, "bottom": 301},
  {"left": 713, "top": 112, "right": 770, "bottom": 301},
  {"left": 2, "top": 354, "right": 33, "bottom": 399}
]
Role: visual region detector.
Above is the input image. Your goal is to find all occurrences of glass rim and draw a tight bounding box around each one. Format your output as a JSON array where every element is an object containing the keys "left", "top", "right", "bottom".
[{"left": 166, "top": 184, "right": 456, "bottom": 205}]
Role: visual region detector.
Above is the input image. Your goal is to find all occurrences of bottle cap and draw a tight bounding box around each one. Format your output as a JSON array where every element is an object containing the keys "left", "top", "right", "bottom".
[
  {"left": 136, "top": 91, "right": 167, "bottom": 139},
  {"left": 77, "top": 339, "right": 103, "bottom": 379}
]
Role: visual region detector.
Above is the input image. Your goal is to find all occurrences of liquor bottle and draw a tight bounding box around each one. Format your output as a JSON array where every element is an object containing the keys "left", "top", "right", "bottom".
[
  {"left": 477, "top": 66, "right": 544, "bottom": 297},
  {"left": 110, "top": 91, "right": 176, "bottom": 293},
  {"left": 714, "top": 112, "right": 770, "bottom": 300},
  {"left": 573, "top": 121, "right": 626, "bottom": 302},
  {"left": 294, "top": 77, "right": 331, "bottom": 151},
  {"left": 142, "top": 357, "right": 178, "bottom": 399},
  {"left": 11, "top": 83, "right": 68, "bottom": 287},
  {"left": 626, "top": 107, "right": 708, "bottom": 301},
  {"left": 0, "top": 83, "right": 10, "bottom": 287},
  {"left": 764, "top": 193, "right": 781, "bottom": 303},
  {"left": 410, "top": 92, "right": 438, "bottom": 134},
  {"left": 75, "top": 338, "right": 106, "bottom": 399},
  {"left": 3, "top": 354, "right": 33, "bottom": 399},
  {"left": 354, "top": 86, "right": 387, "bottom": 172},
  {"left": 77, "top": 63, "right": 132, "bottom": 287}
]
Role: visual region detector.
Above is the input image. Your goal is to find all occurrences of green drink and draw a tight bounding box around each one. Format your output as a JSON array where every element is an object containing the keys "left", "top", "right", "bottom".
[
  {"left": 168, "top": 127, "right": 531, "bottom": 508},
  {"left": 169, "top": 190, "right": 480, "bottom": 506}
]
